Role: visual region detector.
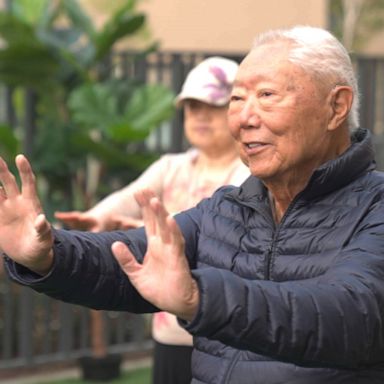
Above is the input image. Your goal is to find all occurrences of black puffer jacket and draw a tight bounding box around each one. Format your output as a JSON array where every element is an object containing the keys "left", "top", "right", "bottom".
[{"left": 6, "top": 128, "right": 384, "bottom": 383}]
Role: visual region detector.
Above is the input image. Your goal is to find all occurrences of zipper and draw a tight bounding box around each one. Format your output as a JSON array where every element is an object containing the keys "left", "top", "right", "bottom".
[
  {"left": 222, "top": 350, "right": 241, "bottom": 383},
  {"left": 227, "top": 185, "right": 306, "bottom": 281},
  {"left": 265, "top": 245, "right": 273, "bottom": 280},
  {"left": 265, "top": 194, "right": 305, "bottom": 280}
]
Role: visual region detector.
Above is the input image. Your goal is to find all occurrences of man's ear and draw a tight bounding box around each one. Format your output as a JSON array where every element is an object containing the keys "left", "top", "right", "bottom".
[{"left": 327, "top": 85, "right": 354, "bottom": 131}]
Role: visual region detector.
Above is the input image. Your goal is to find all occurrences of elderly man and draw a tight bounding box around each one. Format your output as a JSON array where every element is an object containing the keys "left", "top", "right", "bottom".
[{"left": 1, "top": 25, "right": 384, "bottom": 383}]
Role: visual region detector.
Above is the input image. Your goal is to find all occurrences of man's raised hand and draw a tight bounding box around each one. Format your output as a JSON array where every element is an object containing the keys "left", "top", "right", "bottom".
[
  {"left": 0, "top": 155, "right": 53, "bottom": 275},
  {"left": 111, "top": 189, "right": 199, "bottom": 321}
]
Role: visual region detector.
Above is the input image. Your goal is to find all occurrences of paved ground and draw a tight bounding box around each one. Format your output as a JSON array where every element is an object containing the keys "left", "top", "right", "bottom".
[{"left": 1, "top": 357, "right": 152, "bottom": 384}]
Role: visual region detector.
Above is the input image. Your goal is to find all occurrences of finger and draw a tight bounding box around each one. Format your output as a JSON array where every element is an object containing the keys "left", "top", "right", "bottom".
[
  {"left": 34, "top": 213, "right": 52, "bottom": 241},
  {"left": 114, "top": 216, "right": 143, "bottom": 230},
  {"left": 73, "top": 218, "right": 98, "bottom": 231},
  {"left": 0, "top": 156, "right": 20, "bottom": 198},
  {"left": 54, "top": 212, "right": 77, "bottom": 228},
  {"left": 135, "top": 189, "right": 157, "bottom": 236},
  {"left": 150, "top": 198, "right": 171, "bottom": 243},
  {"left": 16, "top": 155, "right": 43, "bottom": 213},
  {"left": 54, "top": 211, "right": 81, "bottom": 220},
  {"left": 16, "top": 154, "right": 35, "bottom": 195},
  {"left": 111, "top": 241, "right": 141, "bottom": 276},
  {"left": 167, "top": 215, "right": 186, "bottom": 252},
  {"left": 54, "top": 212, "right": 97, "bottom": 231},
  {"left": 133, "top": 188, "right": 156, "bottom": 207}
]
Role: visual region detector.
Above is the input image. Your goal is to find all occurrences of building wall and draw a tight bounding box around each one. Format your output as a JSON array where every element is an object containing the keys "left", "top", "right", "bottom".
[
  {"left": 137, "top": 0, "right": 328, "bottom": 53},
  {"left": 0, "top": 0, "right": 383, "bottom": 55},
  {"left": 361, "top": 32, "right": 384, "bottom": 56},
  {"left": 79, "top": 0, "right": 384, "bottom": 56}
]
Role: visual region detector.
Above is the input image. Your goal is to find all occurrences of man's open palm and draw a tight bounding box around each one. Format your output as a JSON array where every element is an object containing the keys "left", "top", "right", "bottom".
[
  {"left": 0, "top": 155, "right": 53, "bottom": 274},
  {"left": 111, "top": 189, "right": 199, "bottom": 321}
]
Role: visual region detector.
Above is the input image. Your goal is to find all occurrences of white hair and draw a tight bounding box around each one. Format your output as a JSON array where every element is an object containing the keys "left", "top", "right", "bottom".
[{"left": 252, "top": 25, "right": 359, "bottom": 131}]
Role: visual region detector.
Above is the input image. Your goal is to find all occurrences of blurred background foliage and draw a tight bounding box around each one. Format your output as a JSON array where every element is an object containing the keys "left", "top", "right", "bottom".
[
  {"left": 329, "top": 0, "right": 384, "bottom": 51},
  {"left": 0, "top": 0, "right": 175, "bottom": 217}
]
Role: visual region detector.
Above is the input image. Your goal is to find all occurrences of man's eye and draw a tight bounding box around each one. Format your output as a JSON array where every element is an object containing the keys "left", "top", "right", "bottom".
[
  {"left": 261, "top": 91, "right": 273, "bottom": 97},
  {"left": 230, "top": 95, "right": 242, "bottom": 102}
]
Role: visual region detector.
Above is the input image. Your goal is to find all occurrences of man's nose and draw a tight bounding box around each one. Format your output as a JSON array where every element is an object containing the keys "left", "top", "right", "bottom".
[{"left": 239, "top": 98, "right": 261, "bottom": 128}]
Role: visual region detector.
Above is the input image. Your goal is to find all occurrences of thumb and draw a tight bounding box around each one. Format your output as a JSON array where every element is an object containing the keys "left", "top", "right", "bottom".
[
  {"left": 34, "top": 214, "right": 52, "bottom": 241},
  {"left": 111, "top": 241, "right": 141, "bottom": 275}
]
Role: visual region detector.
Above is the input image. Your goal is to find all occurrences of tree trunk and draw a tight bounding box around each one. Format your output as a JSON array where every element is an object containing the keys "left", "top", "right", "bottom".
[{"left": 341, "top": 0, "right": 364, "bottom": 49}]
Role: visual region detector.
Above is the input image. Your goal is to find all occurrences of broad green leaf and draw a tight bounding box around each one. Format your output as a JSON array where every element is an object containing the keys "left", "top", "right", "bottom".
[
  {"left": 36, "top": 1, "right": 60, "bottom": 31},
  {"left": 9, "top": 0, "right": 49, "bottom": 26},
  {"left": 37, "top": 28, "right": 92, "bottom": 79},
  {"left": 62, "top": 0, "right": 96, "bottom": 40},
  {"left": 69, "top": 130, "right": 153, "bottom": 168},
  {"left": 68, "top": 83, "right": 121, "bottom": 131},
  {"left": 106, "top": 120, "right": 143, "bottom": 141},
  {"left": 32, "top": 121, "right": 74, "bottom": 177},
  {"left": 110, "top": 0, "right": 137, "bottom": 17},
  {"left": 38, "top": 27, "right": 84, "bottom": 48},
  {"left": 0, "top": 44, "right": 58, "bottom": 88},
  {"left": 0, "top": 12, "right": 38, "bottom": 45},
  {"left": 95, "top": 13, "right": 145, "bottom": 61},
  {"left": 109, "top": 84, "right": 175, "bottom": 141}
]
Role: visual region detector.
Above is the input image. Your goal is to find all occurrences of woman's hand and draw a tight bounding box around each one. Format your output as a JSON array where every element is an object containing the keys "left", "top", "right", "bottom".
[
  {"left": 55, "top": 211, "right": 143, "bottom": 231},
  {"left": 54, "top": 210, "right": 101, "bottom": 231}
]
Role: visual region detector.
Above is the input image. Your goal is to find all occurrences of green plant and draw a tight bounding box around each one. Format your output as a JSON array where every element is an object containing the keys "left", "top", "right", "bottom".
[
  {"left": 0, "top": 0, "right": 175, "bottom": 216},
  {"left": 0, "top": 0, "right": 174, "bottom": 367}
]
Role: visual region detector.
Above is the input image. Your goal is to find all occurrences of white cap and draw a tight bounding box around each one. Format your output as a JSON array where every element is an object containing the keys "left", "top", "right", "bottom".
[{"left": 175, "top": 56, "right": 239, "bottom": 107}]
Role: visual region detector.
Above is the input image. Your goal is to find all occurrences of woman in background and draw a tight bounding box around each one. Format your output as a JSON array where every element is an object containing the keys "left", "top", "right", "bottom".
[{"left": 55, "top": 56, "right": 249, "bottom": 384}]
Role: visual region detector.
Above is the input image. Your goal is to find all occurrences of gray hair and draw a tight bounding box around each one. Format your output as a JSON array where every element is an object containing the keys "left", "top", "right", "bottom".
[{"left": 252, "top": 26, "right": 359, "bottom": 131}]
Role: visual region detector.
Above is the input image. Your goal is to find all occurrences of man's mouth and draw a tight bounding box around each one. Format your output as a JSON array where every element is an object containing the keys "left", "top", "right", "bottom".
[
  {"left": 243, "top": 141, "right": 269, "bottom": 154},
  {"left": 245, "top": 141, "right": 268, "bottom": 148},
  {"left": 246, "top": 142, "right": 263, "bottom": 148}
]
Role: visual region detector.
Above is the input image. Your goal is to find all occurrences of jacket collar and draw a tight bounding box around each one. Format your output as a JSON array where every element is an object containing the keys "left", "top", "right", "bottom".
[{"left": 227, "top": 128, "right": 376, "bottom": 204}]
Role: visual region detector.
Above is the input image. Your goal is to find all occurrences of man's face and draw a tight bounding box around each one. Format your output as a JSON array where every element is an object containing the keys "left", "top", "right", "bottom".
[
  {"left": 228, "top": 43, "right": 334, "bottom": 184},
  {"left": 183, "top": 99, "right": 235, "bottom": 154}
]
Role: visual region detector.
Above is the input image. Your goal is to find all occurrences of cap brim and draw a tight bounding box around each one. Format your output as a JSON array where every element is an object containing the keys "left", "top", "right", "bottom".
[{"left": 175, "top": 92, "right": 228, "bottom": 108}]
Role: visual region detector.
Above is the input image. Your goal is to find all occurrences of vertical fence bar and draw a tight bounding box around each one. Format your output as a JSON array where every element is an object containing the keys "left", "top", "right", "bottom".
[
  {"left": 1, "top": 276, "right": 14, "bottom": 359},
  {"left": 170, "top": 53, "right": 186, "bottom": 153},
  {"left": 41, "top": 296, "right": 52, "bottom": 354},
  {"left": 58, "top": 302, "right": 73, "bottom": 358},
  {"left": 356, "top": 57, "right": 377, "bottom": 132},
  {"left": 18, "top": 287, "right": 34, "bottom": 365}
]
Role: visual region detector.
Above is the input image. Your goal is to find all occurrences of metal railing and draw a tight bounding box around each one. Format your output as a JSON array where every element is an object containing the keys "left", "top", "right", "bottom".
[{"left": 0, "top": 266, "right": 152, "bottom": 373}]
